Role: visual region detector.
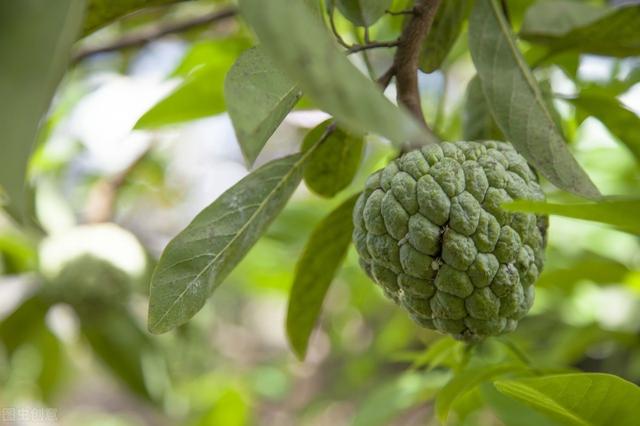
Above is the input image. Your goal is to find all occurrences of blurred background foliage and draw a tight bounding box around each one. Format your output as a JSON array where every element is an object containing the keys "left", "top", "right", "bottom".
[{"left": 1, "top": 0, "right": 640, "bottom": 424}]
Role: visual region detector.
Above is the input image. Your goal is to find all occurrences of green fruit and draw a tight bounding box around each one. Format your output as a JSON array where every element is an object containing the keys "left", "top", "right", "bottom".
[{"left": 353, "top": 141, "right": 547, "bottom": 341}]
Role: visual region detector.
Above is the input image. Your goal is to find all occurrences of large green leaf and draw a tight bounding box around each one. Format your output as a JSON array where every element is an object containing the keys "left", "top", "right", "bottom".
[
  {"left": 462, "top": 76, "right": 503, "bottom": 141},
  {"left": 225, "top": 47, "right": 301, "bottom": 166},
  {"left": 468, "top": 0, "right": 600, "bottom": 199},
  {"left": 0, "top": 0, "right": 84, "bottom": 217},
  {"left": 419, "top": 0, "right": 471, "bottom": 73},
  {"left": 520, "top": 1, "right": 640, "bottom": 58},
  {"left": 239, "top": 0, "right": 431, "bottom": 148},
  {"left": 567, "top": 92, "right": 640, "bottom": 163},
  {"left": 495, "top": 373, "right": 640, "bottom": 426},
  {"left": 436, "top": 364, "right": 523, "bottom": 423},
  {"left": 148, "top": 152, "right": 313, "bottom": 333},
  {"left": 335, "top": 0, "right": 393, "bottom": 27},
  {"left": 135, "top": 62, "right": 229, "bottom": 129},
  {"left": 302, "top": 121, "right": 364, "bottom": 198},
  {"left": 286, "top": 194, "right": 358, "bottom": 359},
  {"left": 504, "top": 198, "right": 640, "bottom": 235}
]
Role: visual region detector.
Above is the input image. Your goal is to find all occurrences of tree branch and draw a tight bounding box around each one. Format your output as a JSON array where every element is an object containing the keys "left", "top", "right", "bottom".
[
  {"left": 392, "top": 0, "right": 441, "bottom": 128},
  {"left": 377, "top": 65, "right": 396, "bottom": 89},
  {"left": 73, "top": 6, "right": 237, "bottom": 63}
]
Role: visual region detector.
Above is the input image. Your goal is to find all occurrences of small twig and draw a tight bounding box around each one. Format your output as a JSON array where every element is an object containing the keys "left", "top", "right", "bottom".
[
  {"left": 358, "top": 28, "right": 376, "bottom": 80},
  {"left": 346, "top": 40, "right": 400, "bottom": 54},
  {"left": 73, "top": 6, "right": 237, "bottom": 63},
  {"left": 328, "top": 5, "right": 351, "bottom": 49}
]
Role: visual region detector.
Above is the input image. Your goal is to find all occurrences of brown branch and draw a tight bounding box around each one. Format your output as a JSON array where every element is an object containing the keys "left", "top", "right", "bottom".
[
  {"left": 392, "top": 0, "right": 441, "bottom": 127},
  {"left": 73, "top": 6, "right": 237, "bottom": 63},
  {"left": 377, "top": 65, "right": 396, "bottom": 89}
]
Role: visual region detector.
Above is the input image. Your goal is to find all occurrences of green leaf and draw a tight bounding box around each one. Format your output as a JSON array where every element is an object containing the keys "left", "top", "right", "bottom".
[
  {"left": 436, "top": 363, "right": 523, "bottom": 423},
  {"left": 239, "top": 0, "right": 431, "bottom": 148},
  {"left": 494, "top": 373, "right": 640, "bottom": 426},
  {"left": 462, "top": 76, "right": 503, "bottom": 141},
  {"left": 286, "top": 194, "right": 358, "bottom": 359},
  {"left": 335, "top": 0, "right": 393, "bottom": 27},
  {"left": 567, "top": 92, "right": 640, "bottom": 163},
  {"left": 135, "top": 61, "right": 229, "bottom": 129},
  {"left": 468, "top": 0, "right": 600, "bottom": 199},
  {"left": 520, "top": 1, "right": 640, "bottom": 58},
  {"left": 503, "top": 198, "right": 640, "bottom": 235},
  {"left": 0, "top": 0, "right": 84, "bottom": 217},
  {"left": 225, "top": 47, "right": 301, "bottom": 165},
  {"left": 172, "top": 38, "right": 251, "bottom": 77},
  {"left": 521, "top": 1, "right": 608, "bottom": 39},
  {"left": 302, "top": 121, "right": 364, "bottom": 198},
  {"left": 577, "top": 68, "right": 640, "bottom": 98},
  {"left": 419, "top": 0, "right": 471, "bottom": 73},
  {"left": 483, "top": 383, "right": 564, "bottom": 426},
  {"left": 148, "top": 152, "right": 313, "bottom": 333}
]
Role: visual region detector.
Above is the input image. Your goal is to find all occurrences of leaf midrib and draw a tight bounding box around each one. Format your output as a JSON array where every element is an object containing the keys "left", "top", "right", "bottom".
[
  {"left": 150, "top": 147, "right": 315, "bottom": 331},
  {"left": 486, "top": 0, "right": 563, "bottom": 141}
]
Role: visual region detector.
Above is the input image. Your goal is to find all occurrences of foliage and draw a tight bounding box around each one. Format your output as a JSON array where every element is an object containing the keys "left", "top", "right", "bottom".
[{"left": 1, "top": 0, "right": 640, "bottom": 424}]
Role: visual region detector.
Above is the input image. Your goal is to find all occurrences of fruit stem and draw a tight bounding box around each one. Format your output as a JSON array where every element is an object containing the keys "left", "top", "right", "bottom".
[{"left": 393, "top": 0, "right": 441, "bottom": 129}]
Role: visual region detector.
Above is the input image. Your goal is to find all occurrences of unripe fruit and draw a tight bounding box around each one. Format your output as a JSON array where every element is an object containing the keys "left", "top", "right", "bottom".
[{"left": 353, "top": 141, "right": 547, "bottom": 341}]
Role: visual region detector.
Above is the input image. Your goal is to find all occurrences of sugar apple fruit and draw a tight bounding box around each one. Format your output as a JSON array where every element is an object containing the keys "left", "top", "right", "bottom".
[{"left": 353, "top": 141, "right": 547, "bottom": 341}]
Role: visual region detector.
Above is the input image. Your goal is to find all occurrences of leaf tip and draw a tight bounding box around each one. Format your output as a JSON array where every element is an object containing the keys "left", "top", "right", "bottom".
[
  {"left": 146, "top": 303, "right": 174, "bottom": 335},
  {"left": 286, "top": 323, "right": 308, "bottom": 361}
]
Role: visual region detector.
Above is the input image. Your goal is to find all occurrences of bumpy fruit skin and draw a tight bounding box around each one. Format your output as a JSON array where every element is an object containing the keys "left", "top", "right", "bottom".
[{"left": 353, "top": 141, "right": 547, "bottom": 341}]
